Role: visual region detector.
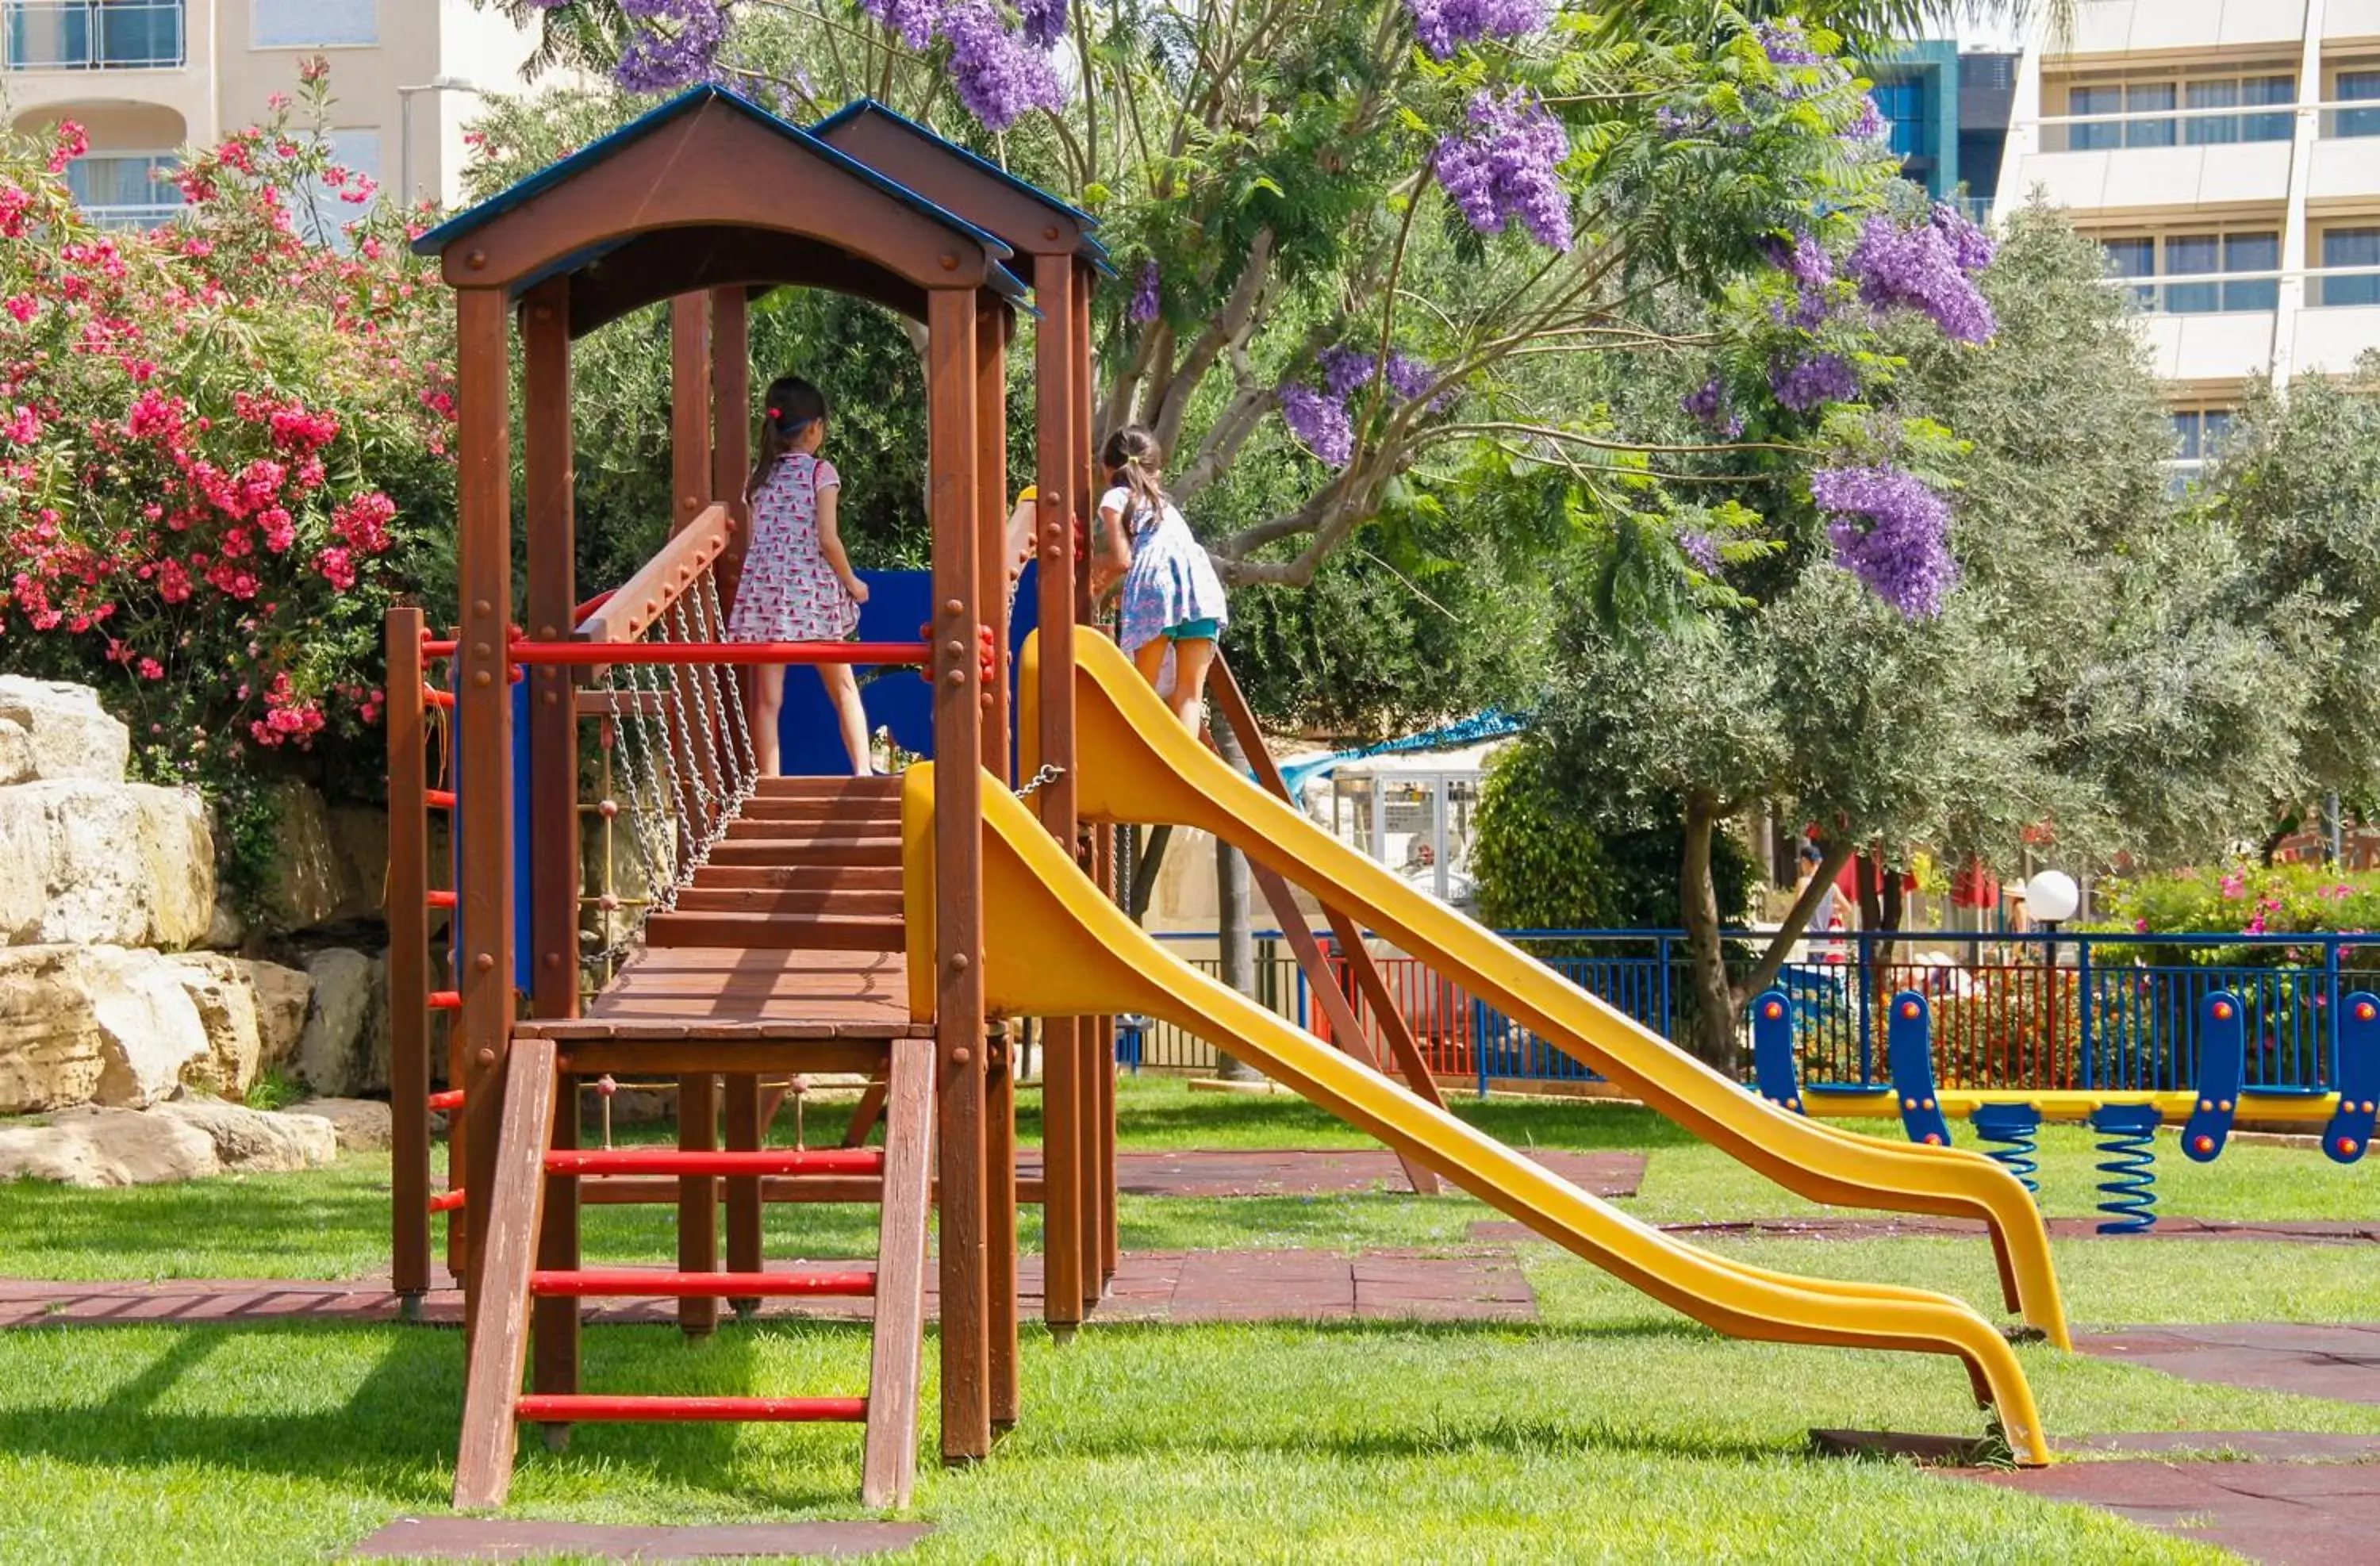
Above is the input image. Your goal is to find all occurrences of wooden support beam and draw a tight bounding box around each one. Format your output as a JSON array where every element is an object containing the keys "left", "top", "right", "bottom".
[
  {"left": 454, "top": 286, "right": 516, "bottom": 1346},
  {"left": 724, "top": 1073, "right": 765, "bottom": 1318},
  {"left": 926, "top": 286, "right": 990, "bottom": 1463},
  {"left": 977, "top": 301, "right": 1012, "bottom": 781},
  {"left": 709, "top": 285, "right": 752, "bottom": 608},
  {"left": 986, "top": 1019, "right": 1018, "bottom": 1427},
  {"left": 678, "top": 1072, "right": 720, "bottom": 1337},
  {"left": 387, "top": 607, "right": 432, "bottom": 1300},
  {"left": 670, "top": 293, "right": 712, "bottom": 535},
  {"left": 1031, "top": 254, "right": 1084, "bottom": 1335},
  {"left": 451, "top": 1036, "right": 558, "bottom": 1510},
  {"left": 1208, "top": 658, "right": 1452, "bottom": 1116},
  {"left": 861, "top": 1034, "right": 934, "bottom": 1508},
  {"left": 524, "top": 280, "right": 578, "bottom": 1024},
  {"left": 841, "top": 1077, "right": 889, "bottom": 1147},
  {"left": 1089, "top": 826, "right": 1114, "bottom": 1300},
  {"left": 530, "top": 1066, "right": 581, "bottom": 1429}
]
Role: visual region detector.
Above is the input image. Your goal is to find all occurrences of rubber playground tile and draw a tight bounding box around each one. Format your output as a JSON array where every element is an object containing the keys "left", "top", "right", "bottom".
[
  {"left": 2059, "top": 1430, "right": 2380, "bottom": 1461},
  {"left": 1043, "top": 1146, "right": 1644, "bottom": 1199},
  {"left": 2076, "top": 1322, "right": 2380, "bottom": 1406},
  {"left": 347, "top": 1516, "right": 931, "bottom": 1560},
  {"left": 1947, "top": 1459, "right": 2380, "bottom": 1565},
  {"left": 0, "top": 1249, "right": 1538, "bottom": 1331}
]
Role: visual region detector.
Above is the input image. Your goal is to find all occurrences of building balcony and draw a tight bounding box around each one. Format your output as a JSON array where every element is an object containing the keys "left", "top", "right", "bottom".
[
  {"left": 2112, "top": 264, "right": 2380, "bottom": 383},
  {"left": 2059, "top": 0, "right": 2311, "bottom": 57},
  {"left": 4, "top": 0, "right": 185, "bottom": 71},
  {"left": 2139, "top": 307, "right": 2278, "bottom": 384},
  {"left": 2011, "top": 102, "right": 2298, "bottom": 213}
]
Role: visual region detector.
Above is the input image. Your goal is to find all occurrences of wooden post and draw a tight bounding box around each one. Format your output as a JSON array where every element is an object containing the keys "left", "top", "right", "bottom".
[
  {"left": 454, "top": 286, "right": 516, "bottom": 1349},
  {"left": 678, "top": 1072, "right": 720, "bottom": 1337},
  {"left": 724, "top": 1073, "right": 764, "bottom": 1318},
  {"left": 860, "top": 1034, "right": 935, "bottom": 1508},
  {"left": 523, "top": 280, "right": 578, "bottom": 1024},
  {"left": 387, "top": 607, "right": 432, "bottom": 1303},
  {"left": 986, "top": 1016, "right": 1018, "bottom": 1427},
  {"left": 1073, "top": 260, "right": 1108, "bottom": 1307},
  {"left": 973, "top": 298, "right": 1019, "bottom": 1426},
  {"left": 927, "top": 286, "right": 990, "bottom": 1462},
  {"left": 1031, "top": 255, "right": 1084, "bottom": 1334},
  {"left": 1088, "top": 826, "right": 1112, "bottom": 1304},
  {"left": 670, "top": 294, "right": 712, "bottom": 536}
]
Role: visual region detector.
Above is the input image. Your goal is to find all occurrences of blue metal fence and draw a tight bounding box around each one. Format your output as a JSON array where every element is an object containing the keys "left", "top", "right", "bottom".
[{"left": 1130, "top": 927, "right": 2364, "bottom": 1098}]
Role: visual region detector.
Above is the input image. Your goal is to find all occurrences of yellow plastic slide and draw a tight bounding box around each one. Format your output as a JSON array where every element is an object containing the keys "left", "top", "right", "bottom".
[
  {"left": 900, "top": 762, "right": 2049, "bottom": 1464},
  {"left": 1020, "top": 632, "right": 2070, "bottom": 1349}
]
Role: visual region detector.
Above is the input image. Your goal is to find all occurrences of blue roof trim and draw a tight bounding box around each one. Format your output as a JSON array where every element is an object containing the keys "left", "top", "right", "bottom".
[
  {"left": 412, "top": 85, "right": 1026, "bottom": 301},
  {"left": 812, "top": 97, "right": 1098, "bottom": 232},
  {"left": 1076, "top": 234, "right": 1117, "bottom": 278}
]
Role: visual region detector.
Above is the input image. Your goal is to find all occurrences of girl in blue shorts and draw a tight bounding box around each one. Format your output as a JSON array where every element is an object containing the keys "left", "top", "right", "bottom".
[{"left": 1092, "top": 425, "right": 1229, "bottom": 732}]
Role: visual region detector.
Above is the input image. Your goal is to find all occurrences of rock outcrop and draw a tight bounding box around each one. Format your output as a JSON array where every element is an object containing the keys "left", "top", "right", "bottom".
[{"left": 0, "top": 1100, "right": 341, "bottom": 1187}]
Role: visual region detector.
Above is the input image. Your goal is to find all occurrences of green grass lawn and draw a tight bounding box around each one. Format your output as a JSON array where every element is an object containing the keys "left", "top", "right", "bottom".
[{"left": 0, "top": 1076, "right": 2372, "bottom": 1560}]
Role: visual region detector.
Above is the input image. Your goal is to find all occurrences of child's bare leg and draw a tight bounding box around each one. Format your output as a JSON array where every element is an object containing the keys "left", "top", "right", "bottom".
[
  {"left": 751, "top": 664, "right": 785, "bottom": 778},
  {"left": 1169, "top": 637, "right": 1215, "bottom": 734},
  {"left": 1133, "top": 636, "right": 1169, "bottom": 689},
  {"left": 820, "top": 663, "right": 871, "bottom": 777}
]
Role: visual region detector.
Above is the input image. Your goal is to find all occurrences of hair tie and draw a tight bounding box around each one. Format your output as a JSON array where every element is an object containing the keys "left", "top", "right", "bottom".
[{"left": 767, "top": 406, "right": 781, "bottom": 420}]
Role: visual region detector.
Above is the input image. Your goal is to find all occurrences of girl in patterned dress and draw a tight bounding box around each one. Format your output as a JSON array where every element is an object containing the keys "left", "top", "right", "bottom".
[
  {"left": 728, "top": 376, "right": 871, "bottom": 777},
  {"left": 1091, "top": 426, "right": 1230, "bottom": 731}
]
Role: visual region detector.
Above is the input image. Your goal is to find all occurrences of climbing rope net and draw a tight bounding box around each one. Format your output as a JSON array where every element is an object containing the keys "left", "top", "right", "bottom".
[{"left": 582, "top": 573, "right": 758, "bottom": 991}]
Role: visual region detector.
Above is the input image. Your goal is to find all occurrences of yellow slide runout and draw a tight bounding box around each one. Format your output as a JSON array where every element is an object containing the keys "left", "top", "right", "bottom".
[
  {"left": 901, "top": 762, "right": 2050, "bottom": 1465},
  {"left": 1019, "top": 631, "right": 2070, "bottom": 1350}
]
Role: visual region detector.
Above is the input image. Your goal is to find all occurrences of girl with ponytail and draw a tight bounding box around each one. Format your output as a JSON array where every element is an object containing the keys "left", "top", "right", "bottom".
[
  {"left": 727, "top": 374, "right": 871, "bottom": 776},
  {"left": 1094, "top": 425, "right": 1230, "bottom": 731}
]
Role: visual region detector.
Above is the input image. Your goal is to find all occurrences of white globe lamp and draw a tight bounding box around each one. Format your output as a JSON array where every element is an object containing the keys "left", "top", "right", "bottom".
[{"left": 2024, "top": 870, "right": 2079, "bottom": 924}]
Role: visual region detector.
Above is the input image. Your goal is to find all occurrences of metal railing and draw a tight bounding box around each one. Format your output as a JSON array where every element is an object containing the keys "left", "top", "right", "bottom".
[
  {"left": 2020, "top": 98, "right": 2380, "bottom": 149},
  {"left": 2094, "top": 263, "right": 2380, "bottom": 313},
  {"left": 3, "top": 0, "right": 184, "bottom": 69},
  {"left": 1126, "top": 926, "right": 2367, "bottom": 1100},
  {"left": 79, "top": 200, "right": 181, "bottom": 230}
]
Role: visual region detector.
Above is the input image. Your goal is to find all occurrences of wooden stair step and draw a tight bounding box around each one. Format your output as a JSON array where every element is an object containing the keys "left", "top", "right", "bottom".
[
  {"left": 671, "top": 887, "right": 904, "bottom": 917},
  {"left": 750, "top": 776, "right": 902, "bottom": 800},
  {"left": 687, "top": 864, "right": 904, "bottom": 892},
  {"left": 515, "top": 1394, "right": 866, "bottom": 1423},
  {"left": 707, "top": 837, "right": 902, "bottom": 868},
  {"left": 644, "top": 912, "right": 904, "bottom": 951},
  {"left": 737, "top": 796, "right": 904, "bottom": 824},
  {"left": 722, "top": 818, "right": 900, "bottom": 842}
]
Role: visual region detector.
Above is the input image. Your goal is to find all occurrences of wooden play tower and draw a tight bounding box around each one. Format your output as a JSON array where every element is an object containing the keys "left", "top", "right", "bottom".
[{"left": 385, "top": 88, "right": 1115, "bottom": 1509}]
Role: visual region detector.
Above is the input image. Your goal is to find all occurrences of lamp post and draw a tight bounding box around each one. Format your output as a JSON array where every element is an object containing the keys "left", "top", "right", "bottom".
[
  {"left": 2025, "top": 869, "right": 2079, "bottom": 968},
  {"left": 397, "top": 76, "right": 485, "bottom": 208}
]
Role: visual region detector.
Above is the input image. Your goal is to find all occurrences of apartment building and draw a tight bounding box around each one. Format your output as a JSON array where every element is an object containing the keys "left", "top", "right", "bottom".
[
  {"left": 1997, "top": 1, "right": 2380, "bottom": 484},
  {"left": 1870, "top": 40, "right": 2023, "bottom": 218},
  {"left": 2, "top": 0, "right": 543, "bottom": 226}
]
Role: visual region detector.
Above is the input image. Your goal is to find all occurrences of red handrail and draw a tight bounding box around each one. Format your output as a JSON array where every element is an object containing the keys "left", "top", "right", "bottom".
[{"left": 509, "top": 640, "right": 931, "bottom": 667}]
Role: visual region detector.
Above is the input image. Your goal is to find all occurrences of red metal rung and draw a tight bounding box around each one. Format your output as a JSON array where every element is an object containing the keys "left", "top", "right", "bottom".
[
  {"left": 423, "top": 687, "right": 455, "bottom": 709},
  {"left": 543, "top": 1147, "right": 885, "bottom": 1178},
  {"left": 427, "top": 890, "right": 457, "bottom": 910},
  {"left": 424, "top": 789, "right": 456, "bottom": 809},
  {"left": 428, "top": 990, "right": 462, "bottom": 1010},
  {"left": 422, "top": 639, "right": 459, "bottom": 659},
  {"left": 429, "top": 1189, "right": 466, "bottom": 1214},
  {"left": 529, "top": 1269, "right": 875, "bottom": 1298},
  {"left": 514, "top": 1394, "right": 866, "bottom": 1424},
  {"left": 426, "top": 1088, "right": 466, "bottom": 1111}
]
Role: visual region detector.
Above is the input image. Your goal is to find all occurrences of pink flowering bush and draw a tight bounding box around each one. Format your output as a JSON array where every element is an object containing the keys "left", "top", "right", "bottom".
[
  {"left": 2094, "top": 863, "right": 2380, "bottom": 973},
  {"left": 0, "top": 69, "right": 454, "bottom": 898}
]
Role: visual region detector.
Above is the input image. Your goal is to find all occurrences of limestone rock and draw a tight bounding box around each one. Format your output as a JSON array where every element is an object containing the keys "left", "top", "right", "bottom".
[
  {"left": 240, "top": 958, "right": 312, "bottom": 1073},
  {"left": 0, "top": 1105, "right": 219, "bottom": 1186},
  {"left": 296, "top": 947, "right": 386, "bottom": 1096},
  {"left": 154, "top": 1097, "right": 338, "bottom": 1173},
  {"left": 0, "top": 677, "right": 129, "bottom": 784},
  {"left": 328, "top": 804, "right": 389, "bottom": 918},
  {"left": 0, "top": 946, "right": 212, "bottom": 1112},
  {"left": 0, "top": 781, "right": 214, "bottom": 950},
  {"left": 286, "top": 1096, "right": 391, "bottom": 1152},
  {"left": 252, "top": 781, "right": 385, "bottom": 936},
  {"left": 166, "top": 954, "right": 263, "bottom": 1098}
]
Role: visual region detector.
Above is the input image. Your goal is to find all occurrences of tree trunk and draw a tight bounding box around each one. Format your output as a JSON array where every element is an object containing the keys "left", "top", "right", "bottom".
[
  {"left": 1128, "top": 825, "right": 1172, "bottom": 923},
  {"left": 1729, "top": 838, "right": 1859, "bottom": 1008},
  {"left": 1210, "top": 723, "right": 1262, "bottom": 1083},
  {"left": 1680, "top": 792, "right": 1741, "bottom": 1073}
]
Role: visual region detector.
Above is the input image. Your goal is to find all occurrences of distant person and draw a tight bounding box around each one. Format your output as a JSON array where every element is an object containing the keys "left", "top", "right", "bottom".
[
  {"left": 728, "top": 374, "right": 869, "bottom": 777},
  {"left": 1090, "top": 425, "right": 1229, "bottom": 733}
]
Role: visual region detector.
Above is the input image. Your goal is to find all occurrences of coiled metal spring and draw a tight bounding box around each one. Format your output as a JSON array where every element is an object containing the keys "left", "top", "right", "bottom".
[
  {"left": 2090, "top": 1103, "right": 2162, "bottom": 1234},
  {"left": 1971, "top": 1103, "right": 2041, "bottom": 1196}
]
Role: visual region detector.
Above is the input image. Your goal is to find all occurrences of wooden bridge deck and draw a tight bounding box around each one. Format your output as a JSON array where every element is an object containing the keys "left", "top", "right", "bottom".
[{"left": 515, "top": 946, "right": 928, "bottom": 1041}]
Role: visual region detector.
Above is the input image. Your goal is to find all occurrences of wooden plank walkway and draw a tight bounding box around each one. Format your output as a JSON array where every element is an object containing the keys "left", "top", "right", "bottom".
[{"left": 516, "top": 947, "right": 929, "bottom": 1041}]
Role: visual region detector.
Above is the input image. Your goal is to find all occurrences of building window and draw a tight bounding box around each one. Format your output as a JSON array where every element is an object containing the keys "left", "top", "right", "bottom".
[
  {"left": 251, "top": 0, "right": 372, "bottom": 48},
  {"left": 1873, "top": 76, "right": 1933, "bottom": 163},
  {"left": 2169, "top": 409, "right": 2234, "bottom": 497},
  {"left": 295, "top": 129, "right": 378, "bottom": 245},
  {"left": 2321, "top": 228, "right": 2380, "bottom": 307},
  {"left": 2065, "top": 74, "right": 2295, "bottom": 150},
  {"left": 2336, "top": 70, "right": 2380, "bottom": 138},
  {"left": 2102, "top": 232, "right": 2279, "bottom": 313},
  {"left": 6, "top": 0, "right": 186, "bottom": 69},
  {"left": 63, "top": 152, "right": 181, "bottom": 227}
]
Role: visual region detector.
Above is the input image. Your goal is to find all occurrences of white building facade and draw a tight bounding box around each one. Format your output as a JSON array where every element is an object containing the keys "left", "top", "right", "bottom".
[
  {"left": 3, "top": 0, "right": 545, "bottom": 226},
  {"left": 1998, "top": 0, "right": 2380, "bottom": 482}
]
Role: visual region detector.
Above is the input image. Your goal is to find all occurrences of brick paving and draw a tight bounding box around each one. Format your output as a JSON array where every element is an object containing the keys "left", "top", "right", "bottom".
[
  {"left": 1950, "top": 1457, "right": 2380, "bottom": 1565},
  {"left": 2074, "top": 1322, "right": 2380, "bottom": 1405},
  {"left": 0, "top": 1249, "right": 1537, "bottom": 1330}
]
